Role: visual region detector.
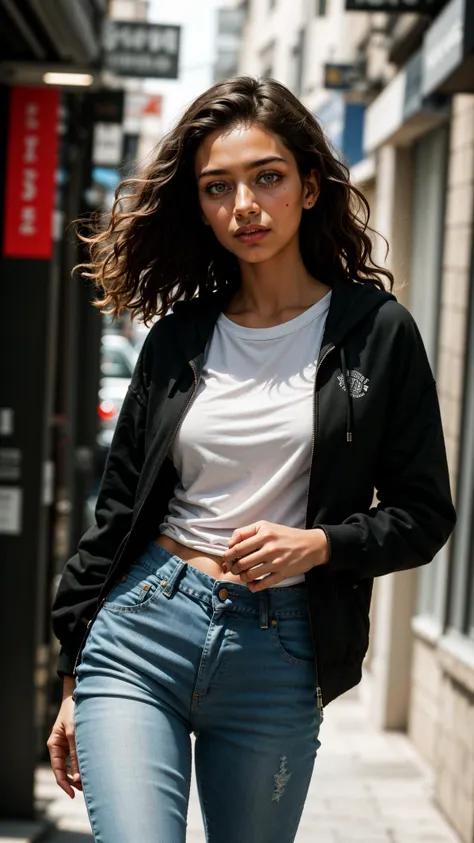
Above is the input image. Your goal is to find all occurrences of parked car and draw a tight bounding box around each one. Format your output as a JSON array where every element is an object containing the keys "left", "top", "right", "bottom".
[{"left": 96, "top": 333, "right": 139, "bottom": 476}]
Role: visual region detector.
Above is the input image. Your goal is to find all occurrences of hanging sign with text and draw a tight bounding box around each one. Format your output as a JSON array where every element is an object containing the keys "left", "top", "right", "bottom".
[
  {"left": 102, "top": 21, "right": 181, "bottom": 78},
  {"left": 3, "top": 86, "right": 60, "bottom": 260}
]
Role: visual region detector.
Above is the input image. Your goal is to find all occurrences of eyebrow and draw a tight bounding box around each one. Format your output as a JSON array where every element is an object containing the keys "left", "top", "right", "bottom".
[{"left": 197, "top": 155, "right": 287, "bottom": 181}]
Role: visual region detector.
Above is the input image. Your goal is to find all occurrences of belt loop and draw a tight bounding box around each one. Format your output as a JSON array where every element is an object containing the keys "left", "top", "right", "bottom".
[
  {"left": 259, "top": 591, "right": 269, "bottom": 629},
  {"left": 162, "top": 559, "right": 187, "bottom": 599}
]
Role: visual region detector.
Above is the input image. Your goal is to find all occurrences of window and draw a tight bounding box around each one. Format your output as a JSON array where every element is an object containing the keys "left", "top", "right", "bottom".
[
  {"left": 315, "top": 0, "right": 327, "bottom": 15},
  {"left": 260, "top": 40, "right": 275, "bottom": 78},
  {"left": 292, "top": 28, "right": 305, "bottom": 97},
  {"left": 448, "top": 293, "right": 474, "bottom": 637},
  {"left": 409, "top": 128, "right": 448, "bottom": 372},
  {"left": 412, "top": 127, "right": 449, "bottom": 623}
]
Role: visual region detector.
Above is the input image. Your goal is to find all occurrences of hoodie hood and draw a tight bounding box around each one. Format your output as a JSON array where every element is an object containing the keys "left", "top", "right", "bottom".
[{"left": 320, "top": 277, "right": 395, "bottom": 351}]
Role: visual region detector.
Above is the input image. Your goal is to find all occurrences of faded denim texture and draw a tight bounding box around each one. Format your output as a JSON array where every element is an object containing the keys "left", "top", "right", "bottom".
[{"left": 73, "top": 542, "right": 322, "bottom": 842}]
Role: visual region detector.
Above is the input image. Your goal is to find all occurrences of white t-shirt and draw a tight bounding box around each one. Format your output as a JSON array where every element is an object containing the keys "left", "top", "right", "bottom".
[{"left": 159, "top": 291, "right": 332, "bottom": 587}]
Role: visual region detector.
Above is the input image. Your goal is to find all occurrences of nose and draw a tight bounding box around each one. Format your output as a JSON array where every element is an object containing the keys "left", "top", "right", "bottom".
[{"left": 234, "top": 182, "right": 259, "bottom": 218}]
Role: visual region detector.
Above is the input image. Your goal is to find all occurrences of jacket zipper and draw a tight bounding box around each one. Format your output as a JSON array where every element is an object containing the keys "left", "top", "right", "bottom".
[
  {"left": 72, "top": 360, "right": 200, "bottom": 677},
  {"left": 304, "top": 342, "right": 336, "bottom": 716}
]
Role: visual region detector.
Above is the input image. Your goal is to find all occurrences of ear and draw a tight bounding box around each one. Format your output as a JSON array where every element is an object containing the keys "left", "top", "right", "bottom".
[{"left": 303, "top": 169, "right": 320, "bottom": 210}]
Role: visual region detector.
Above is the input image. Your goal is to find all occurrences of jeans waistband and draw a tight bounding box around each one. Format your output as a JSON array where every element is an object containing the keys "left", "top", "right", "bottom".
[{"left": 135, "top": 541, "right": 309, "bottom": 621}]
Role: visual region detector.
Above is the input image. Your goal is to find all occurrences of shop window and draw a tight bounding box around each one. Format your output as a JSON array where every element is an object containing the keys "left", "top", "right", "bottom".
[
  {"left": 412, "top": 126, "right": 449, "bottom": 623},
  {"left": 409, "top": 127, "right": 448, "bottom": 373},
  {"left": 447, "top": 299, "right": 474, "bottom": 637}
]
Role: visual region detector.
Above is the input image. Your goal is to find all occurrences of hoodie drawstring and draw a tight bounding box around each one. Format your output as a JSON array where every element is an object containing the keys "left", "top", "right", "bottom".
[{"left": 339, "top": 347, "right": 353, "bottom": 443}]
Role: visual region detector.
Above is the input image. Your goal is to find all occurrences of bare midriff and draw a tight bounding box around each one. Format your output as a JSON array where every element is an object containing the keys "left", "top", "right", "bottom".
[{"left": 156, "top": 533, "right": 245, "bottom": 584}]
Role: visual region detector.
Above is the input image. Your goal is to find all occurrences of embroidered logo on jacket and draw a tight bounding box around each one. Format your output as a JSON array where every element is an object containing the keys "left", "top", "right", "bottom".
[{"left": 337, "top": 370, "right": 370, "bottom": 399}]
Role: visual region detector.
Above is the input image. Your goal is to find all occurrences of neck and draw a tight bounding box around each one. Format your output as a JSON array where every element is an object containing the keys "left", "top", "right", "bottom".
[{"left": 231, "top": 238, "right": 327, "bottom": 318}]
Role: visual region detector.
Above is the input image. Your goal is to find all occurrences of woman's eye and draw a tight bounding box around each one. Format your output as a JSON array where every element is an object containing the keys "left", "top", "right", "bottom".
[
  {"left": 206, "top": 182, "right": 228, "bottom": 196},
  {"left": 204, "top": 171, "right": 282, "bottom": 196},
  {"left": 258, "top": 171, "right": 282, "bottom": 186}
]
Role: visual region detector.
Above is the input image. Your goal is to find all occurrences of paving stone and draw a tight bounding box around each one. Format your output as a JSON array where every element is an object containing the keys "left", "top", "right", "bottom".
[{"left": 0, "top": 821, "right": 50, "bottom": 843}]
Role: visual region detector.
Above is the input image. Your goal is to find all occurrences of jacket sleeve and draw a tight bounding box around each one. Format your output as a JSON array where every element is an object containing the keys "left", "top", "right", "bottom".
[
  {"left": 51, "top": 340, "right": 149, "bottom": 677},
  {"left": 315, "top": 308, "right": 457, "bottom": 579}
]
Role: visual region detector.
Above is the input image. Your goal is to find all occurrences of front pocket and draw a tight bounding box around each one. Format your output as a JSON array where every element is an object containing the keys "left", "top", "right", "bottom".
[
  {"left": 103, "top": 564, "right": 162, "bottom": 613},
  {"left": 271, "top": 615, "right": 316, "bottom": 667}
]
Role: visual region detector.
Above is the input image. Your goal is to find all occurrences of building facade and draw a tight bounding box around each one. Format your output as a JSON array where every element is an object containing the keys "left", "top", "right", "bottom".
[{"left": 238, "top": 2, "right": 474, "bottom": 840}]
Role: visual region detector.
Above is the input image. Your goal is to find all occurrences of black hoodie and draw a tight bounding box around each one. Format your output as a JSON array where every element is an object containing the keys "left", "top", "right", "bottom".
[{"left": 51, "top": 278, "right": 456, "bottom": 706}]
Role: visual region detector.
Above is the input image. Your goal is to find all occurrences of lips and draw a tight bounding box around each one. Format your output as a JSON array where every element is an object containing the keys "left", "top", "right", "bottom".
[
  {"left": 234, "top": 226, "right": 270, "bottom": 245},
  {"left": 234, "top": 226, "right": 270, "bottom": 237}
]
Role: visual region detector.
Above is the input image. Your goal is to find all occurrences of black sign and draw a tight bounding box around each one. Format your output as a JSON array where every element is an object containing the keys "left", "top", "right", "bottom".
[
  {"left": 91, "top": 90, "right": 124, "bottom": 124},
  {"left": 345, "top": 0, "right": 444, "bottom": 12},
  {"left": 102, "top": 21, "right": 181, "bottom": 79}
]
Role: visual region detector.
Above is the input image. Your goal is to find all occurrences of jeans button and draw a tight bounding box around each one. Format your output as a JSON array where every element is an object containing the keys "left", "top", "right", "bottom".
[{"left": 218, "top": 587, "right": 229, "bottom": 602}]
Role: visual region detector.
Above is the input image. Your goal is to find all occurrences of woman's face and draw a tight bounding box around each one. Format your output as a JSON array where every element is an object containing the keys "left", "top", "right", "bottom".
[{"left": 195, "top": 123, "right": 318, "bottom": 264}]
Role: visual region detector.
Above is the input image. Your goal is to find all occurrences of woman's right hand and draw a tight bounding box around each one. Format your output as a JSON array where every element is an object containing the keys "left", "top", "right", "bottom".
[{"left": 47, "top": 676, "right": 82, "bottom": 799}]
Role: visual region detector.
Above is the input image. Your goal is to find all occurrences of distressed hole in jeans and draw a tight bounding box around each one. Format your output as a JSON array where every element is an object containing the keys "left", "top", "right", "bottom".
[{"left": 272, "top": 756, "right": 292, "bottom": 803}]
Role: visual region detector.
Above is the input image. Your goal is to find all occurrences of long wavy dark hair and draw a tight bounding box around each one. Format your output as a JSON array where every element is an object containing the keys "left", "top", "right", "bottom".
[{"left": 79, "top": 76, "right": 393, "bottom": 321}]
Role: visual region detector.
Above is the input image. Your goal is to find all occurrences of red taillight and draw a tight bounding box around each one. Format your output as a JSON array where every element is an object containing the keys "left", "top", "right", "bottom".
[{"left": 98, "top": 400, "right": 118, "bottom": 421}]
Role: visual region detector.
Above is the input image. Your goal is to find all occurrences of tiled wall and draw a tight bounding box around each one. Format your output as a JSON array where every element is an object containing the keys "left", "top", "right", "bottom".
[{"left": 410, "top": 637, "right": 474, "bottom": 843}]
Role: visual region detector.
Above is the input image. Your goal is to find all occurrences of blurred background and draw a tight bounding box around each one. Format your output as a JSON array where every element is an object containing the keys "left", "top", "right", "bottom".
[{"left": 0, "top": 1, "right": 473, "bottom": 841}]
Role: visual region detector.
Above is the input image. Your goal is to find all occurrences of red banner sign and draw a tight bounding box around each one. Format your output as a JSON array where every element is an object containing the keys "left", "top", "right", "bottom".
[{"left": 3, "top": 86, "right": 60, "bottom": 259}]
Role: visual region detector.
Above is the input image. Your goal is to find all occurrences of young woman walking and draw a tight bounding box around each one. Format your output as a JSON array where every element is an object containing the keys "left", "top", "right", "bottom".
[{"left": 48, "top": 76, "right": 456, "bottom": 843}]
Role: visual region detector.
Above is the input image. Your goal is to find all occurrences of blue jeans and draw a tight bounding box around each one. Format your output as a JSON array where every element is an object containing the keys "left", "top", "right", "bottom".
[{"left": 74, "top": 542, "right": 322, "bottom": 842}]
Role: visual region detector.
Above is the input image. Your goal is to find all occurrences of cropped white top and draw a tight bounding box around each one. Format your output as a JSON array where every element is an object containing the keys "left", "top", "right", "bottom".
[{"left": 159, "top": 292, "right": 331, "bottom": 587}]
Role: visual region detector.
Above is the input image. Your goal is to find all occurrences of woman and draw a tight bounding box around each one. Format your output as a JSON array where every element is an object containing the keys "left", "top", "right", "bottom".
[{"left": 48, "top": 76, "right": 456, "bottom": 843}]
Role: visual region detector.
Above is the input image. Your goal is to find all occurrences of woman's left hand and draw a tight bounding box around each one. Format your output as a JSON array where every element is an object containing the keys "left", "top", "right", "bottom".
[{"left": 222, "top": 521, "right": 329, "bottom": 591}]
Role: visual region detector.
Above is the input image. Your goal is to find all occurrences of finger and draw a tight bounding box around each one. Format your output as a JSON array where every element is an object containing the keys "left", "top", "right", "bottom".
[
  {"left": 230, "top": 547, "right": 271, "bottom": 573},
  {"left": 240, "top": 566, "right": 274, "bottom": 584},
  {"left": 224, "top": 535, "right": 266, "bottom": 565},
  {"left": 227, "top": 523, "right": 261, "bottom": 549},
  {"left": 248, "top": 572, "right": 284, "bottom": 591},
  {"left": 47, "top": 739, "right": 75, "bottom": 799},
  {"left": 241, "top": 561, "right": 278, "bottom": 582},
  {"left": 67, "top": 732, "right": 82, "bottom": 787}
]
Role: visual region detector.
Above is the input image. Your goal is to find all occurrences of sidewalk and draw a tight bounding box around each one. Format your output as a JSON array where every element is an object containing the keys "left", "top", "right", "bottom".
[{"left": 30, "top": 691, "right": 460, "bottom": 843}]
